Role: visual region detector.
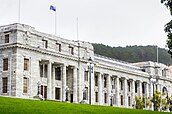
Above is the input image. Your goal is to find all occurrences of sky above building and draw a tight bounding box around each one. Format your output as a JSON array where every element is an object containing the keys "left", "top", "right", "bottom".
[{"left": 0, "top": 0, "right": 171, "bottom": 48}]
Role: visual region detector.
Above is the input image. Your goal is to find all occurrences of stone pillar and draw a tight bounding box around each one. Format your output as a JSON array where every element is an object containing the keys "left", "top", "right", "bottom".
[
  {"left": 116, "top": 76, "right": 120, "bottom": 106},
  {"left": 73, "top": 67, "right": 78, "bottom": 103},
  {"left": 149, "top": 82, "right": 153, "bottom": 110},
  {"left": 107, "top": 75, "right": 111, "bottom": 106},
  {"left": 124, "top": 78, "right": 128, "bottom": 107},
  {"left": 47, "top": 61, "right": 52, "bottom": 100},
  {"left": 131, "top": 79, "right": 135, "bottom": 107},
  {"left": 62, "top": 64, "right": 66, "bottom": 102},
  {"left": 52, "top": 66, "right": 55, "bottom": 100},
  {"left": 98, "top": 73, "right": 103, "bottom": 105},
  {"left": 139, "top": 81, "right": 142, "bottom": 97}
]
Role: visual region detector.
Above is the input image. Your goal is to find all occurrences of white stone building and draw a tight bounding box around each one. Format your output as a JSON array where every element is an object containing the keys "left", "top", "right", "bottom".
[{"left": 0, "top": 23, "right": 172, "bottom": 109}]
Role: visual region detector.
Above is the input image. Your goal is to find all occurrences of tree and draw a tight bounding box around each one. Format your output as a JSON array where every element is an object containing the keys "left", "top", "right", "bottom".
[{"left": 161, "top": 0, "right": 172, "bottom": 56}]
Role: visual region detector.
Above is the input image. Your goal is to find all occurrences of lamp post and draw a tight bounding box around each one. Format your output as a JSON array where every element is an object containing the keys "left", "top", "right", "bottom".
[
  {"left": 37, "top": 81, "right": 41, "bottom": 95},
  {"left": 150, "top": 78, "right": 156, "bottom": 111},
  {"left": 88, "top": 57, "right": 93, "bottom": 104},
  {"left": 65, "top": 86, "right": 69, "bottom": 101}
]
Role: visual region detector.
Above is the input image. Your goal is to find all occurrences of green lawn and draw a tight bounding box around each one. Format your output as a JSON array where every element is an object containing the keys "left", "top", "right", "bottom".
[{"left": 0, "top": 97, "right": 169, "bottom": 114}]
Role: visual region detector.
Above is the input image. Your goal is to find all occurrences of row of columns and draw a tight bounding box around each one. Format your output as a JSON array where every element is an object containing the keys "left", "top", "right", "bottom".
[
  {"left": 43, "top": 61, "right": 155, "bottom": 109},
  {"left": 46, "top": 61, "right": 78, "bottom": 102},
  {"left": 96, "top": 73, "right": 150, "bottom": 108}
]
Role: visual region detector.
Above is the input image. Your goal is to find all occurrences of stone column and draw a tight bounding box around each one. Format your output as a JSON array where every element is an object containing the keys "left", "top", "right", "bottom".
[
  {"left": 124, "top": 78, "right": 128, "bottom": 107},
  {"left": 62, "top": 64, "right": 66, "bottom": 102},
  {"left": 73, "top": 67, "right": 78, "bottom": 103},
  {"left": 131, "top": 79, "right": 135, "bottom": 107},
  {"left": 107, "top": 75, "right": 111, "bottom": 106},
  {"left": 98, "top": 73, "right": 103, "bottom": 105},
  {"left": 52, "top": 66, "right": 55, "bottom": 100},
  {"left": 149, "top": 82, "right": 153, "bottom": 110},
  {"left": 139, "top": 81, "right": 142, "bottom": 97},
  {"left": 116, "top": 76, "right": 120, "bottom": 106},
  {"left": 47, "top": 61, "right": 52, "bottom": 100}
]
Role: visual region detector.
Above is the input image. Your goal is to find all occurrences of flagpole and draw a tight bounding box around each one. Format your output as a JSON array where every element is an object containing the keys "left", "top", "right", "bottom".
[
  {"left": 157, "top": 45, "right": 159, "bottom": 63},
  {"left": 18, "top": 0, "right": 20, "bottom": 23},
  {"left": 77, "top": 17, "right": 79, "bottom": 41},
  {"left": 55, "top": 9, "right": 57, "bottom": 35}
]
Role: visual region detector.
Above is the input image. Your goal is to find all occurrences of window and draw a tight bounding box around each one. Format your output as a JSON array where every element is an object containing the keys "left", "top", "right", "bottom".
[
  {"left": 104, "top": 93, "right": 107, "bottom": 103},
  {"left": 56, "top": 43, "right": 61, "bottom": 52},
  {"left": 40, "top": 64, "right": 48, "bottom": 78},
  {"left": 2, "top": 77, "right": 8, "bottom": 93},
  {"left": 120, "top": 80, "right": 123, "bottom": 90},
  {"left": 135, "top": 82, "right": 138, "bottom": 93},
  {"left": 55, "top": 67, "right": 61, "bottom": 80},
  {"left": 24, "top": 58, "right": 29, "bottom": 70},
  {"left": 44, "top": 64, "right": 47, "bottom": 78},
  {"left": 84, "top": 71, "right": 88, "bottom": 81},
  {"left": 128, "top": 81, "right": 131, "bottom": 92},
  {"left": 83, "top": 87, "right": 88, "bottom": 100},
  {"left": 3, "top": 58, "right": 8, "bottom": 71},
  {"left": 95, "top": 92, "right": 98, "bottom": 102},
  {"left": 40, "top": 64, "right": 43, "bottom": 77},
  {"left": 23, "top": 77, "right": 28, "bottom": 93},
  {"left": 142, "top": 83, "right": 145, "bottom": 94},
  {"left": 95, "top": 75, "right": 98, "bottom": 86},
  {"left": 104, "top": 77, "right": 107, "bottom": 88},
  {"left": 121, "top": 95, "right": 123, "bottom": 105},
  {"left": 5, "top": 34, "right": 9, "bottom": 43},
  {"left": 128, "top": 96, "right": 131, "bottom": 106},
  {"left": 42, "top": 39, "right": 48, "bottom": 48},
  {"left": 41, "top": 85, "right": 47, "bottom": 99},
  {"left": 69, "top": 46, "right": 74, "bottom": 55},
  {"left": 55, "top": 88, "right": 60, "bottom": 100}
]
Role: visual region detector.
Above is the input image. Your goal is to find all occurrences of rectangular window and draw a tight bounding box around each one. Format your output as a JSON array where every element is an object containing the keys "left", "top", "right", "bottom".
[
  {"left": 84, "top": 71, "right": 88, "bottom": 81},
  {"left": 69, "top": 46, "right": 74, "bottom": 55},
  {"left": 121, "top": 95, "right": 123, "bottom": 105},
  {"left": 56, "top": 43, "right": 61, "bottom": 52},
  {"left": 135, "top": 82, "right": 138, "bottom": 93},
  {"left": 142, "top": 83, "right": 145, "bottom": 94},
  {"left": 95, "top": 92, "right": 98, "bottom": 102},
  {"left": 3, "top": 58, "right": 8, "bottom": 71},
  {"left": 128, "top": 81, "right": 131, "bottom": 92},
  {"left": 55, "top": 88, "right": 60, "bottom": 100},
  {"left": 95, "top": 75, "right": 98, "bottom": 86},
  {"left": 5, "top": 34, "right": 9, "bottom": 43},
  {"left": 42, "top": 40, "right": 48, "bottom": 48},
  {"left": 120, "top": 80, "right": 123, "bottom": 90},
  {"left": 104, "top": 77, "right": 107, "bottom": 88},
  {"left": 2, "top": 77, "right": 8, "bottom": 93},
  {"left": 24, "top": 58, "right": 29, "bottom": 70},
  {"left": 44, "top": 64, "right": 47, "bottom": 78},
  {"left": 41, "top": 85, "right": 47, "bottom": 99},
  {"left": 104, "top": 93, "right": 107, "bottom": 103},
  {"left": 23, "top": 77, "right": 28, "bottom": 93},
  {"left": 128, "top": 96, "right": 131, "bottom": 106},
  {"left": 83, "top": 87, "right": 88, "bottom": 100},
  {"left": 55, "top": 67, "right": 61, "bottom": 80},
  {"left": 40, "top": 64, "right": 43, "bottom": 77}
]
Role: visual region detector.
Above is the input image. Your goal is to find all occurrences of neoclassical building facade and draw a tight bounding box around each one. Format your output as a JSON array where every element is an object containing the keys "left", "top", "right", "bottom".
[{"left": 0, "top": 23, "right": 172, "bottom": 109}]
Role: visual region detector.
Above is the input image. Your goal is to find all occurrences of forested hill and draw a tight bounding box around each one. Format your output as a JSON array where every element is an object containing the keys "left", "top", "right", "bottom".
[{"left": 92, "top": 43, "right": 172, "bottom": 65}]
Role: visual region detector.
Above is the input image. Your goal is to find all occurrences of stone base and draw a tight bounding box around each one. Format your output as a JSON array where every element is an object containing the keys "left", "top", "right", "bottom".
[
  {"left": 33, "top": 94, "right": 43, "bottom": 100},
  {"left": 80, "top": 100, "right": 88, "bottom": 104}
]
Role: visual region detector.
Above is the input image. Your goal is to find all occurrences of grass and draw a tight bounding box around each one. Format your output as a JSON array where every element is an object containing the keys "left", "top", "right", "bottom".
[{"left": 0, "top": 96, "right": 170, "bottom": 114}]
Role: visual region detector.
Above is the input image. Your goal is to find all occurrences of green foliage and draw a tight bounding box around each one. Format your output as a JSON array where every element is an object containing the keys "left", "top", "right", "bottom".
[
  {"left": 92, "top": 44, "right": 172, "bottom": 64},
  {"left": 135, "top": 96, "right": 151, "bottom": 110},
  {"left": 161, "top": 0, "right": 172, "bottom": 57},
  {"left": 0, "top": 97, "right": 169, "bottom": 114}
]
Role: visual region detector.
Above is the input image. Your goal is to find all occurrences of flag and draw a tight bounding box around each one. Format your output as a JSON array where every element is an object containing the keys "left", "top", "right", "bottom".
[{"left": 50, "top": 5, "right": 56, "bottom": 12}]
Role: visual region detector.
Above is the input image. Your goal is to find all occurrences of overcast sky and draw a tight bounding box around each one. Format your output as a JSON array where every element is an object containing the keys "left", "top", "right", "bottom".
[{"left": 0, "top": 0, "right": 171, "bottom": 48}]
